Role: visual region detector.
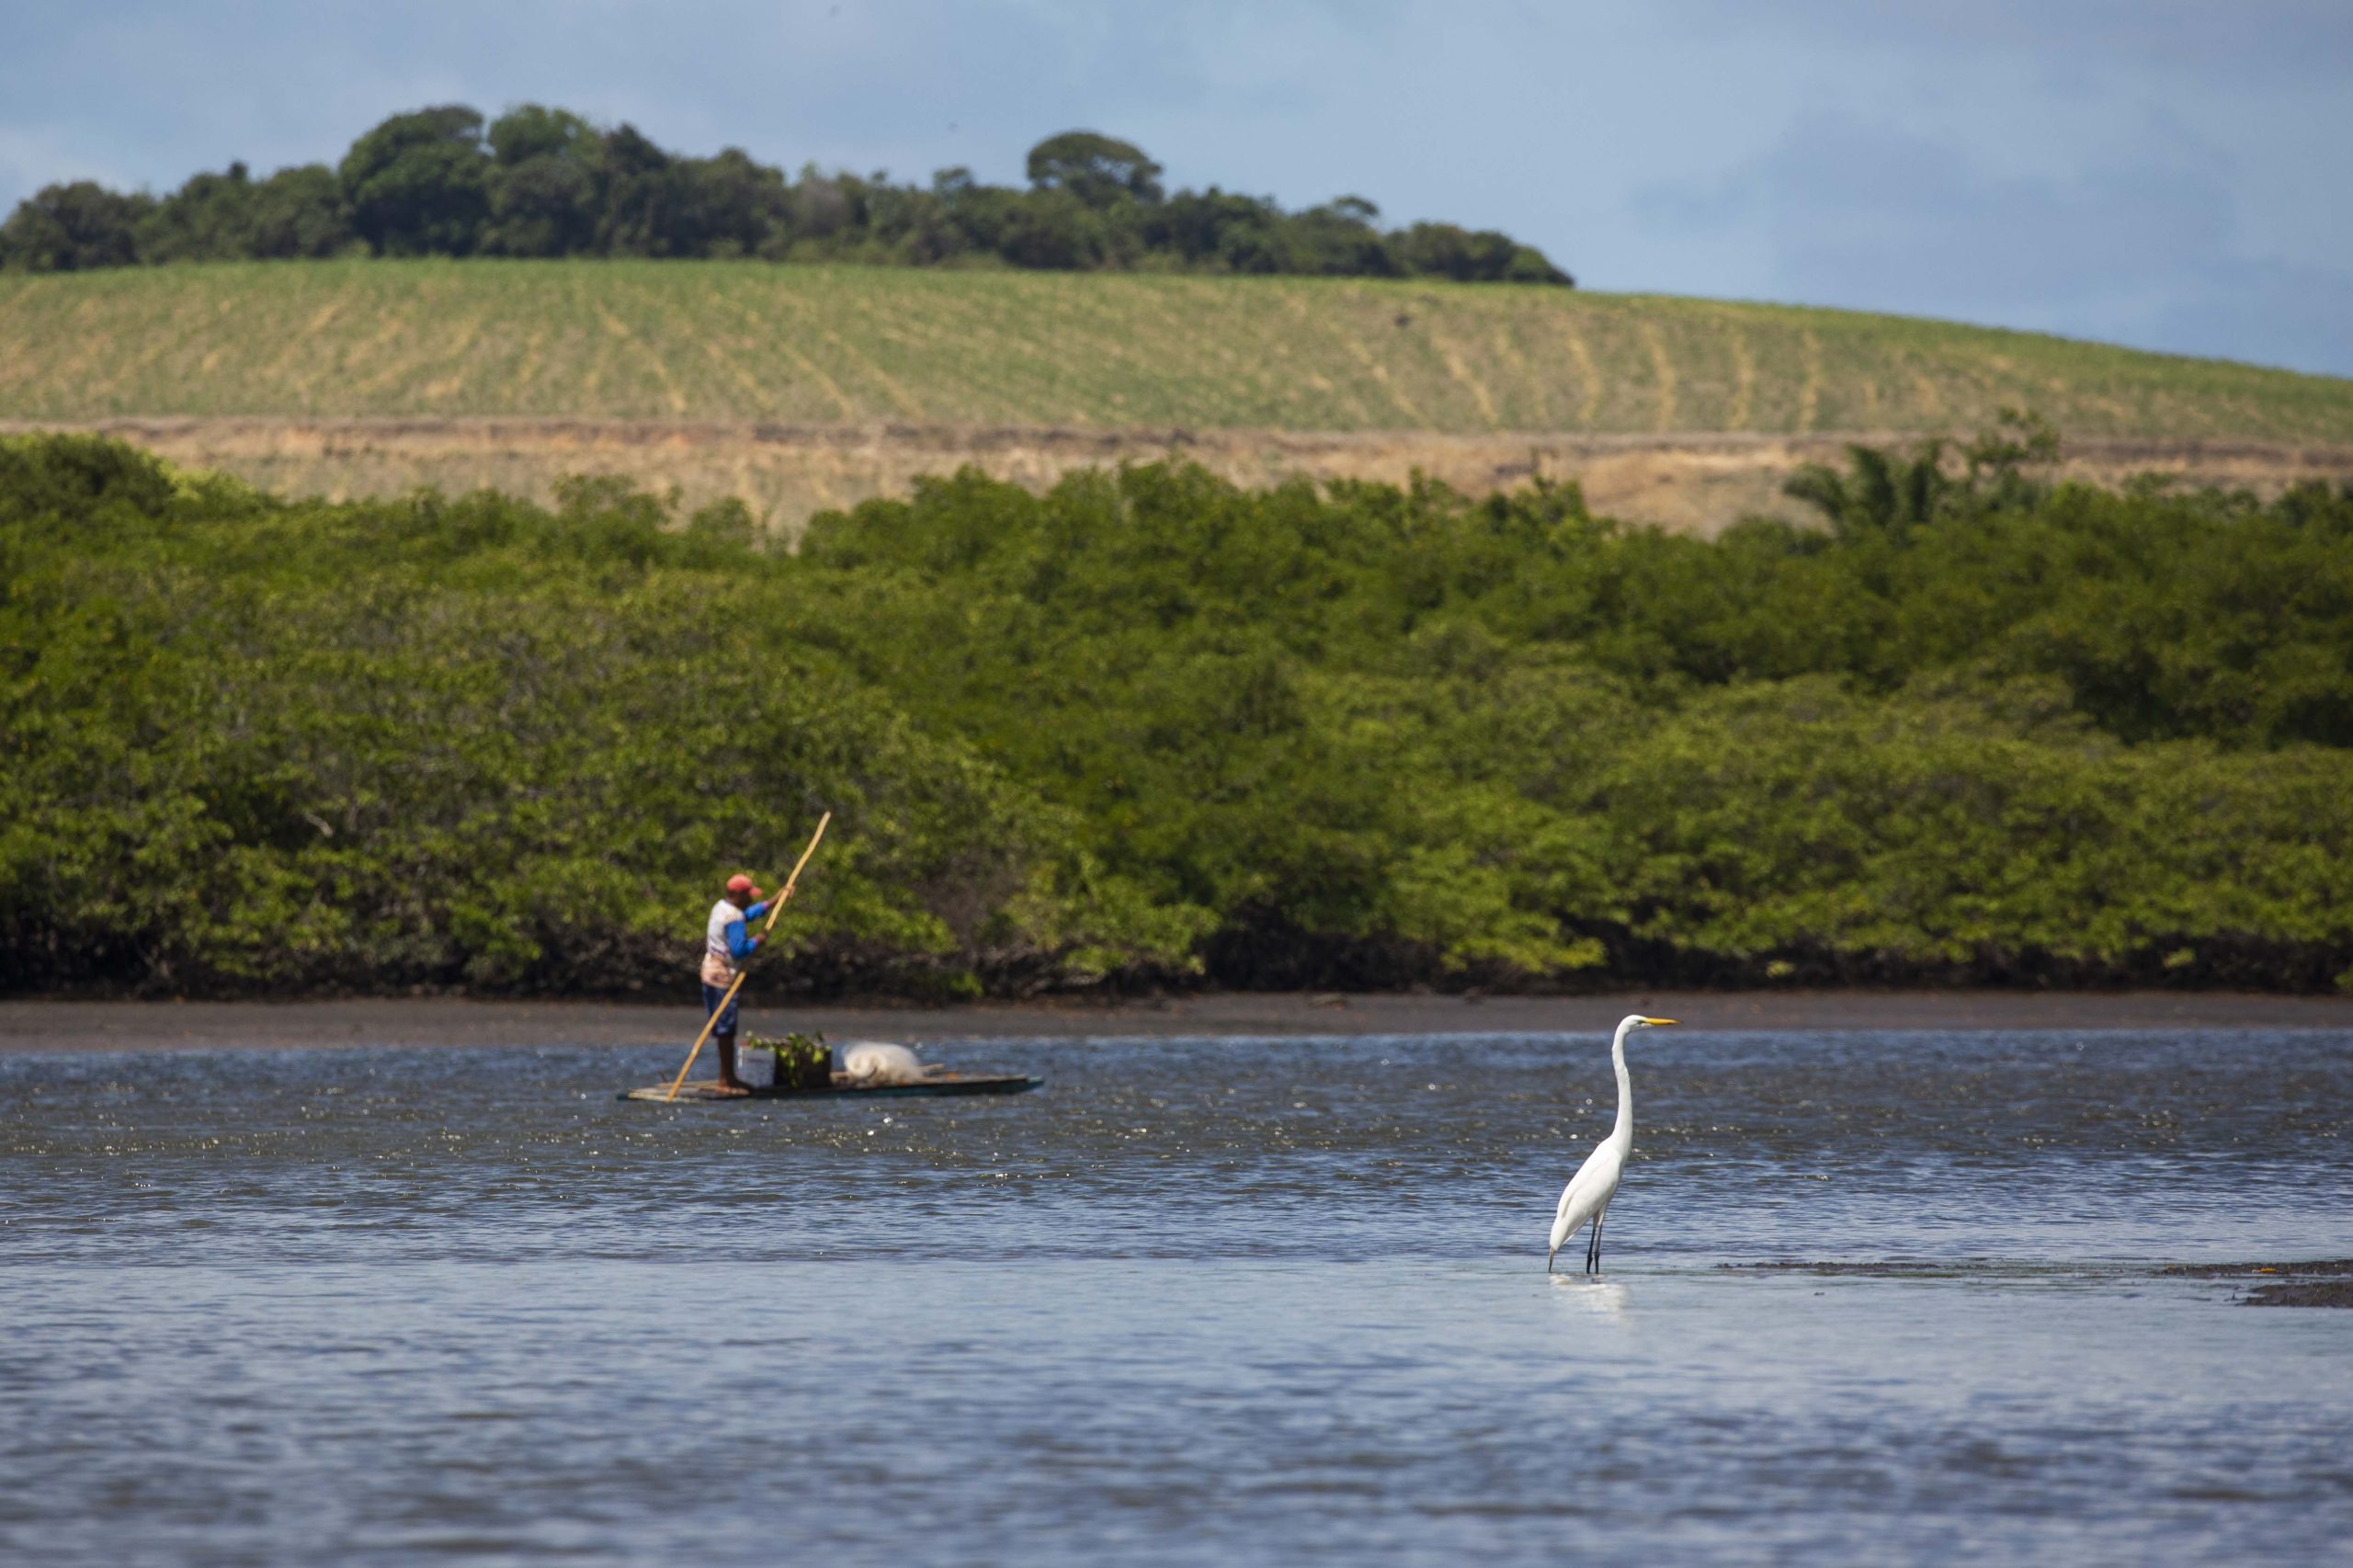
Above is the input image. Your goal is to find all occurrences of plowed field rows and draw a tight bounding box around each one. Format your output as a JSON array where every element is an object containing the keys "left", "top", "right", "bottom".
[{"left": 6, "top": 260, "right": 2348, "bottom": 441}]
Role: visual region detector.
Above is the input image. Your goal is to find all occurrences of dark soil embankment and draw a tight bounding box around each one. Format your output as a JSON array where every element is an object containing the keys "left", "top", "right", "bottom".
[
  {"left": 10, "top": 417, "right": 2353, "bottom": 539},
  {"left": 3, "top": 989, "right": 2347, "bottom": 1055},
  {"left": 2163, "top": 1260, "right": 2353, "bottom": 1307}
]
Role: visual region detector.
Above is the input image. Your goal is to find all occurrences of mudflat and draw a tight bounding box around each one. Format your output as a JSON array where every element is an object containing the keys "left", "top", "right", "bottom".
[{"left": 3, "top": 988, "right": 2347, "bottom": 1053}]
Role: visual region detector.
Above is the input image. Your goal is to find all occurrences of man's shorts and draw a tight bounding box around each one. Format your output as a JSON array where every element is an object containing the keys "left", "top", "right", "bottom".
[{"left": 700, "top": 982, "right": 741, "bottom": 1037}]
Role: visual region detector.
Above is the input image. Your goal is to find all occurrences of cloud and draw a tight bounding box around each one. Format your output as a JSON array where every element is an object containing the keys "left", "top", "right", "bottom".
[
  {"left": 0, "top": 1, "right": 1544, "bottom": 227},
  {"left": 1652, "top": 0, "right": 2353, "bottom": 85},
  {"left": 2143, "top": 259, "right": 2353, "bottom": 380},
  {"left": 1633, "top": 111, "right": 2353, "bottom": 375},
  {"left": 0, "top": 124, "right": 125, "bottom": 199}
]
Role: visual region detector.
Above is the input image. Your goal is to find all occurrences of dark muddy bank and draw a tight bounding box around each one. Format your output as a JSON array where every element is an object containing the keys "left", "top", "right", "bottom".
[{"left": 5, "top": 987, "right": 2350, "bottom": 1053}]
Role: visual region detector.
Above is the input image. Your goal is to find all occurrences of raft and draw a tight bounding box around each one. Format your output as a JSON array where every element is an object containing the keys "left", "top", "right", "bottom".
[{"left": 621, "top": 1069, "right": 1041, "bottom": 1103}]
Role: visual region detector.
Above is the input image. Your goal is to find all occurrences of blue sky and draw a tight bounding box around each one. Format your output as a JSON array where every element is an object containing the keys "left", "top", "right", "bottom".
[{"left": 4, "top": 0, "right": 2348, "bottom": 377}]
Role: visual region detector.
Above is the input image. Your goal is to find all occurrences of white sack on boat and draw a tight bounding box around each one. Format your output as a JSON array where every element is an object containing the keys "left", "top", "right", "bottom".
[{"left": 841, "top": 1041, "right": 926, "bottom": 1086}]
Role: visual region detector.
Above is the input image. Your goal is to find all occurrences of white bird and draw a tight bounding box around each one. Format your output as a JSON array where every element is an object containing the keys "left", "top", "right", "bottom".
[{"left": 1548, "top": 1014, "right": 1677, "bottom": 1274}]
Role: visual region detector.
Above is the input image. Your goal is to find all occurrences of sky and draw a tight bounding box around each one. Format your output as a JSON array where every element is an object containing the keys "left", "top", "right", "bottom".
[{"left": 3, "top": 0, "right": 2348, "bottom": 378}]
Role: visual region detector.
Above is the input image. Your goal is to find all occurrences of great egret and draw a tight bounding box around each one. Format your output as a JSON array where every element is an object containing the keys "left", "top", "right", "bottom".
[{"left": 1547, "top": 1014, "right": 1677, "bottom": 1274}]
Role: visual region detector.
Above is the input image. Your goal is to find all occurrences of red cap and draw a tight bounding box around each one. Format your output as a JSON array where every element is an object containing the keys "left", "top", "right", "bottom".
[{"left": 725, "top": 874, "right": 763, "bottom": 899}]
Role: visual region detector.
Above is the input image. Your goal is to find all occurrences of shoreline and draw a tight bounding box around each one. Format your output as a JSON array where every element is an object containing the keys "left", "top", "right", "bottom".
[{"left": 3, "top": 988, "right": 2347, "bottom": 1053}]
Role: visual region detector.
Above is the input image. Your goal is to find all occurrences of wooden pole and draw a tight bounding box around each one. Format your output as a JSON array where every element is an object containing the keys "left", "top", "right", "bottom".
[{"left": 663, "top": 812, "right": 832, "bottom": 1102}]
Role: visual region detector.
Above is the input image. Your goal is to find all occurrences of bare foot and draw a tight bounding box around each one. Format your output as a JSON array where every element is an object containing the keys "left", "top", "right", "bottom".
[{"left": 710, "top": 1081, "right": 753, "bottom": 1097}]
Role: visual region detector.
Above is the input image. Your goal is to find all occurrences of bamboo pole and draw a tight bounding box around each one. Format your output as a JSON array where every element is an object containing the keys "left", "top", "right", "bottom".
[{"left": 664, "top": 812, "right": 832, "bottom": 1102}]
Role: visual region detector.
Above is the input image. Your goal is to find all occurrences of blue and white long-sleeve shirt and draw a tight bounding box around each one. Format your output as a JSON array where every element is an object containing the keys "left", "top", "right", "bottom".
[{"left": 700, "top": 898, "right": 770, "bottom": 985}]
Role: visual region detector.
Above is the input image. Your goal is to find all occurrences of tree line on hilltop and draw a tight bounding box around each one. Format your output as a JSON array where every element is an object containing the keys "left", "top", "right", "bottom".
[
  {"left": 0, "top": 107, "right": 1571, "bottom": 285},
  {"left": 5, "top": 423, "right": 2350, "bottom": 1000}
]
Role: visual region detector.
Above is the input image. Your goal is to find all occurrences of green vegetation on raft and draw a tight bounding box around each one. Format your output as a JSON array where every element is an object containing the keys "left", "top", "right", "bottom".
[
  {"left": 3, "top": 261, "right": 2350, "bottom": 441},
  {"left": 3, "top": 431, "right": 2351, "bottom": 998}
]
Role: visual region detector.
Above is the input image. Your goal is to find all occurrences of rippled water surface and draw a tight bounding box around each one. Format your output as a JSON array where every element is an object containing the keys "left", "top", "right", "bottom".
[{"left": 4, "top": 1028, "right": 2350, "bottom": 1564}]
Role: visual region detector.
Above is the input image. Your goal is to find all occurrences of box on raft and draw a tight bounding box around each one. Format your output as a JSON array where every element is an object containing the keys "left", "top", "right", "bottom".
[{"left": 754, "top": 1039, "right": 835, "bottom": 1092}]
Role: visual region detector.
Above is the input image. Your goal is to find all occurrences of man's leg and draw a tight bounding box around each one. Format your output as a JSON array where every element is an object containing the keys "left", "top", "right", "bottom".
[
  {"left": 702, "top": 983, "right": 749, "bottom": 1094},
  {"left": 715, "top": 984, "right": 748, "bottom": 1090}
]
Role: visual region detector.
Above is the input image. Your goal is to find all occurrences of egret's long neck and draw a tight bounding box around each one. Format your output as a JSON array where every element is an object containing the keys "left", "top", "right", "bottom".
[{"left": 1608, "top": 1022, "right": 1634, "bottom": 1147}]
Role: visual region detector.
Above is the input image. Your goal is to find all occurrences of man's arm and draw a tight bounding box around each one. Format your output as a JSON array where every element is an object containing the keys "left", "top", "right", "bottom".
[{"left": 726, "top": 915, "right": 763, "bottom": 961}]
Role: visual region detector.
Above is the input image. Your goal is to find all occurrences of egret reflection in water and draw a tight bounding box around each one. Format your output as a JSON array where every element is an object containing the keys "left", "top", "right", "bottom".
[{"left": 1549, "top": 1277, "right": 1632, "bottom": 1318}]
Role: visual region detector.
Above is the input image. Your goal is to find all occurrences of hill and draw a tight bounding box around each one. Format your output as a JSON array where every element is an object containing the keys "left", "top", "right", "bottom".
[
  {"left": 5, "top": 261, "right": 2351, "bottom": 529},
  {"left": 8, "top": 259, "right": 2351, "bottom": 434}
]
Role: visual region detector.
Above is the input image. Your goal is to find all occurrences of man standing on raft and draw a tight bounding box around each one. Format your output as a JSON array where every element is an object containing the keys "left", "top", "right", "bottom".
[{"left": 701, "top": 873, "right": 770, "bottom": 1095}]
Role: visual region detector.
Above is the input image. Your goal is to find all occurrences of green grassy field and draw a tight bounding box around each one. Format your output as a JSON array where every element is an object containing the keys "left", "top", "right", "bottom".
[{"left": 4, "top": 260, "right": 2349, "bottom": 440}]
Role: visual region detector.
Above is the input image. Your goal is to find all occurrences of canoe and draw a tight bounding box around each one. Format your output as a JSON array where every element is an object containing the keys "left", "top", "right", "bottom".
[{"left": 621, "top": 1071, "right": 1040, "bottom": 1104}]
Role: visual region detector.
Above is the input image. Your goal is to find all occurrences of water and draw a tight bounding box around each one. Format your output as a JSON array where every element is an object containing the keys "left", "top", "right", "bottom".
[{"left": 3, "top": 1028, "right": 2349, "bottom": 1565}]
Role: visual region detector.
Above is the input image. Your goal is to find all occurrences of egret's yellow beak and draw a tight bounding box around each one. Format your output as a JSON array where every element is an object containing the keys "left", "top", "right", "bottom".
[{"left": 1642, "top": 1017, "right": 1679, "bottom": 1026}]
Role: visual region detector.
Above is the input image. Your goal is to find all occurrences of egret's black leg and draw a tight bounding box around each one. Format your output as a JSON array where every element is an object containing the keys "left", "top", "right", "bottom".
[{"left": 1592, "top": 1206, "right": 1608, "bottom": 1274}]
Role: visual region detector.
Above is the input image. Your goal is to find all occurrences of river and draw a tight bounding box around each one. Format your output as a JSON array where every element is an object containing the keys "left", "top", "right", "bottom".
[{"left": 3, "top": 1026, "right": 2348, "bottom": 1564}]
